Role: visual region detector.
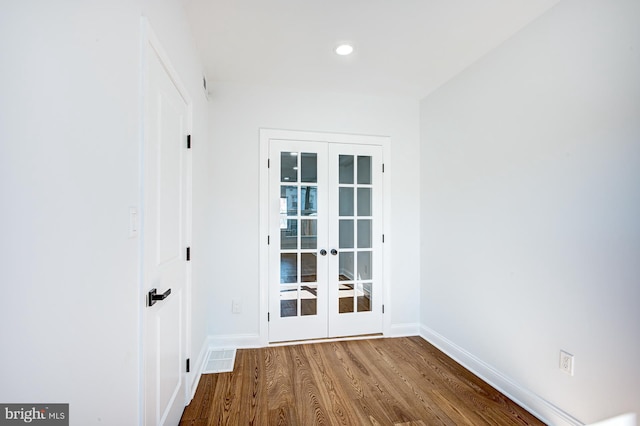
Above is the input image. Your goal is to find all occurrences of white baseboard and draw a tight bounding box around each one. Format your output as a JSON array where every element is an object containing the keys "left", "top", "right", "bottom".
[
  {"left": 419, "top": 325, "right": 583, "bottom": 426},
  {"left": 387, "top": 322, "right": 421, "bottom": 337},
  {"left": 208, "top": 333, "right": 262, "bottom": 349},
  {"left": 187, "top": 336, "right": 210, "bottom": 401}
]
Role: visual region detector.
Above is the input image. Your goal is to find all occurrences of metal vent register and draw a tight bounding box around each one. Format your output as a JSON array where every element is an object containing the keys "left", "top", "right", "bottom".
[{"left": 202, "top": 348, "right": 237, "bottom": 373}]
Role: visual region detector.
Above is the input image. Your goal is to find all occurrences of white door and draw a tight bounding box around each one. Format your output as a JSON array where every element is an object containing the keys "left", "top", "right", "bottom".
[
  {"left": 268, "top": 140, "right": 328, "bottom": 342},
  {"left": 142, "top": 36, "right": 190, "bottom": 426},
  {"left": 268, "top": 140, "right": 383, "bottom": 342},
  {"left": 327, "top": 143, "right": 383, "bottom": 337}
]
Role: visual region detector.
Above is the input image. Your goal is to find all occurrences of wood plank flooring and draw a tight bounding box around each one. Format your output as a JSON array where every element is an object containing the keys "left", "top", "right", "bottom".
[{"left": 180, "top": 336, "right": 545, "bottom": 426}]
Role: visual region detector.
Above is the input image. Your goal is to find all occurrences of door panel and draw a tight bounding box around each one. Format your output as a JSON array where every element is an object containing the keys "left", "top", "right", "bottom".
[
  {"left": 268, "top": 140, "right": 383, "bottom": 342},
  {"left": 328, "top": 144, "right": 383, "bottom": 337},
  {"left": 156, "top": 93, "right": 184, "bottom": 265},
  {"left": 269, "top": 141, "right": 328, "bottom": 342},
  {"left": 143, "top": 41, "right": 189, "bottom": 426}
]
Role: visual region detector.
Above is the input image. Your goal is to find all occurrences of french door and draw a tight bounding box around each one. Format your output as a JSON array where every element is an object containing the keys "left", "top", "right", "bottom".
[{"left": 268, "top": 140, "right": 383, "bottom": 342}]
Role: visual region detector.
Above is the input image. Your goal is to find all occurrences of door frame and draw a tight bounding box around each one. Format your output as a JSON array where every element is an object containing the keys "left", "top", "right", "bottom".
[
  {"left": 259, "top": 129, "right": 391, "bottom": 345},
  {"left": 139, "top": 17, "right": 193, "bottom": 425}
]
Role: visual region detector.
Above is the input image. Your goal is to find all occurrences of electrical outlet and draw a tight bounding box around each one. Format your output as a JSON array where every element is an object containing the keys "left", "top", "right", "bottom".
[
  {"left": 559, "top": 350, "right": 574, "bottom": 376},
  {"left": 232, "top": 299, "right": 242, "bottom": 314}
]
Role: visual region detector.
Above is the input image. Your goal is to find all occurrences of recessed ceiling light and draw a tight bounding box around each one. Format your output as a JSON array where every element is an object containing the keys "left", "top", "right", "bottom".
[{"left": 335, "top": 44, "right": 354, "bottom": 56}]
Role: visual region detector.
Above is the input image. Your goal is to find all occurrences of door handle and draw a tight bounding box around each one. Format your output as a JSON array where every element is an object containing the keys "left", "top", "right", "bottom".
[
  {"left": 148, "top": 288, "right": 172, "bottom": 307},
  {"left": 320, "top": 249, "right": 327, "bottom": 256},
  {"left": 331, "top": 249, "right": 338, "bottom": 255}
]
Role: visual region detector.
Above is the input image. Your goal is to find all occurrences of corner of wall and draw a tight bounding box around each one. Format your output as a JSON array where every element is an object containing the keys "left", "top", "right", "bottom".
[{"left": 419, "top": 324, "right": 584, "bottom": 426}]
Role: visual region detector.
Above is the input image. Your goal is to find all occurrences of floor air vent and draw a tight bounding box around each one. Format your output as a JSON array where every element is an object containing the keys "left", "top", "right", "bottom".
[{"left": 203, "top": 348, "right": 236, "bottom": 374}]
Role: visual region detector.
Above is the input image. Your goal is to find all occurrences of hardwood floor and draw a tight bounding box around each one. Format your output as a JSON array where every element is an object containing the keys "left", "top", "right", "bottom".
[{"left": 180, "top": 336, "right": 544, "bottom": 426}]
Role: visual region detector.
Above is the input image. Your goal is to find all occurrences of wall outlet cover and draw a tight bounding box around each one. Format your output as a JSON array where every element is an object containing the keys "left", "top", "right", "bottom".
[{"left": 559, "top": 350, "right": 574, "bottom": 376}]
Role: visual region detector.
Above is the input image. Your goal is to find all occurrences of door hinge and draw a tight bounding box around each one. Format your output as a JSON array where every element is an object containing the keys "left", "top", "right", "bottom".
[
  {"left": 186, "top": 358, "right": 190, "bottom": 373},
  {"left": 382, "top": 163, "right": 385, "bottom": 173},
  {"left": 268, "top": 312, "right": 270, "bottom": 322},
  {"left": 268, "top": 158, "right": 270, "bottom": 168},
  {"left": 382, "top": 234, "right": 385, "bottom": 243},
  {"left": 267, "top": 235, "right": 270, "bottom": 245},
  {"left": 187, "top": 134, "right": 192, "bottom": 149},
  {"left": 186, "top": 247, "right": 191, "bottom": 261},
  {"left": 382, "top": 304, "right": 385, "bottom": 314}
]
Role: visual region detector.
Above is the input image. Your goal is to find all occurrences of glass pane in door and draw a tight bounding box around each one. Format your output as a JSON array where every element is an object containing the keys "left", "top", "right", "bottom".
[
  {"left": 280, "top": 253, "right": 297, "bottom": 283},
  {"left": 301, "top": 253, "right": 317, "bottom": 282},
  {"left": 280, "top": 286, "right": 298, "bottom": 317},
  {"left": 338, "top": 252, "right": 354, "bottom": 281},
  {"left": 280, "top": 186, "right": 298, "bottom": 215},
  {"left": 339, "top": 155, "right": 354, "bottom": 184},
  {"left": 338, "top": 284, "right": 354, "bottom": 313},
  {"left": 357, "top": 220, "right": 372, "bottom": 248},
  {"left": 339, "top": 188, "right": 354, "bottom": 216},
  {"left": 281, "top": 152, "right": 298, "bottom": 182},
  {"left": 357, "top": 156, "right": 372, "bottom": 184},
  {"left": 357, "top": 188, "right": 372, "bottom": 216},
  {"left": 301, "top": 186, "right": 318, "bottom": 215},
  {"left": 301, "top": 284, "right": 317, "bottom": 316},
  {"left": 357, "top": 283, "right": 372, "bottom": 312},
  {"left": 301, "top": 153, "right": 317, "bottom": 183},
  {"left": 281, "top": 219, "right": 297, "bottom": 250},
  {"left": 338, "top": 220, "right": 354, "bottom": 248},
  {"left": 357, "top": 252, "right": 372, "bottom": 280},
  {"left": 300, "top": 219, "right": 317, "bottom": 249}
]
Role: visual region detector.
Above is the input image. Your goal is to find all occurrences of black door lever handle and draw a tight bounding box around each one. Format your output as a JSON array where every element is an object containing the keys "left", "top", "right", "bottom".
[{"left": 148, "top": 288, "right": 172, "bottom": 307}]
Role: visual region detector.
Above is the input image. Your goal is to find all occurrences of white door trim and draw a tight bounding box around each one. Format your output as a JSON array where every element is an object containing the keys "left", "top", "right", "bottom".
[
  {"left": 140, "top": 17, "right": 193, "bottom": 425},
  {"left": 259, "top": 129, "right": 391, "bottom": 346}
]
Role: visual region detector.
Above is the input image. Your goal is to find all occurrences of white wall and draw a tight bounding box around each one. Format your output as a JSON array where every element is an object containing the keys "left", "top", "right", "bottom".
[
  {"left": 205, "top": 82, "right": 421, "bottom": 338},
  {"left": 0, "top": 1, "right": 208, "bottom": 424},
  {"left": 420, "top": 0, "right": 640, "bottom": 423}
]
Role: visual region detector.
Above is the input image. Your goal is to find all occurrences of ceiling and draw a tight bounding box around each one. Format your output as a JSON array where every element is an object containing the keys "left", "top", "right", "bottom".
[{"left": 184, "top": 0, "right": 560, "bottom": 99}]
